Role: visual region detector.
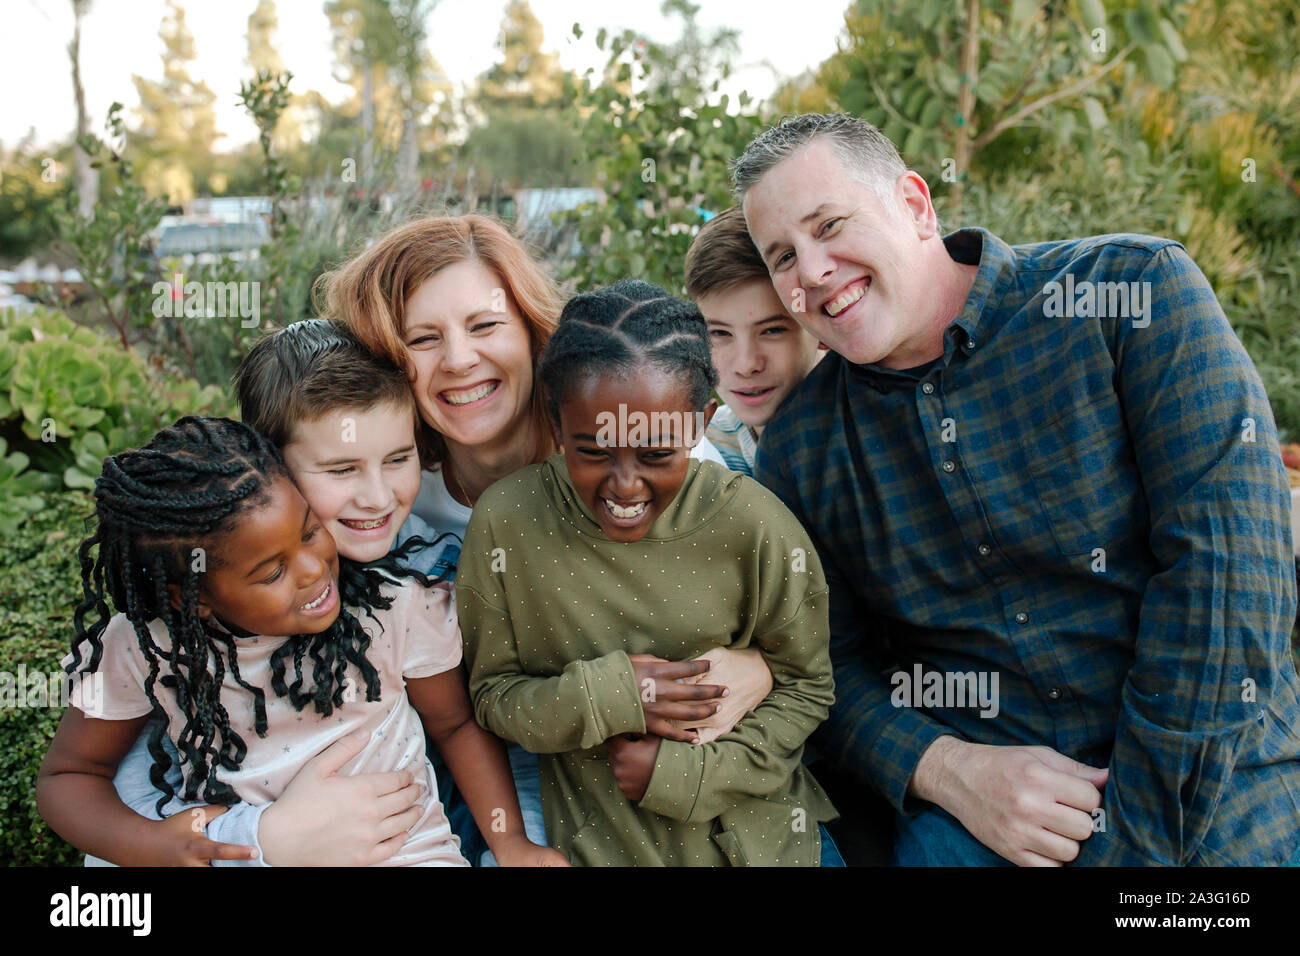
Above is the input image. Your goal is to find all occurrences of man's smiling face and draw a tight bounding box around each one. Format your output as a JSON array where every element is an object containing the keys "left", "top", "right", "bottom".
[{"left": 742, "top": 138, "right": 935, "bottom": 369}]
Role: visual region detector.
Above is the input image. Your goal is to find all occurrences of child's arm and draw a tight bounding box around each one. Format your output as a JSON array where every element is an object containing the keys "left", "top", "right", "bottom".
[
  {"left": 630, "top": 584, "right": 835, "bottom": 823},
  {"left": 37, "top": 708, "right": 258, "bottom": 866},
  {"left": 406, "top": 668, "right": 569, "bottom": 867}
]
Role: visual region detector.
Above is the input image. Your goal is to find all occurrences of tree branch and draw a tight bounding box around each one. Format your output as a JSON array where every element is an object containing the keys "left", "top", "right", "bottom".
[{"left": 971, "top": 42, "right": 1135, "bottom": 152}]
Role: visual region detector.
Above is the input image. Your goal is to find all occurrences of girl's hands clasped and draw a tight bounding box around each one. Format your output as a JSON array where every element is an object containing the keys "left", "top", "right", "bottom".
[{"left": 627, "top": 653, "right": 726, "bottom": 744}]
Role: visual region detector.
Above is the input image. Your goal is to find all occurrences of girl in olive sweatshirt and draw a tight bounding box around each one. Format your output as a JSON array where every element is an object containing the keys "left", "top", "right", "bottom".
[{"left": 457, "top": 280, "right": 837, "bottom": 865}]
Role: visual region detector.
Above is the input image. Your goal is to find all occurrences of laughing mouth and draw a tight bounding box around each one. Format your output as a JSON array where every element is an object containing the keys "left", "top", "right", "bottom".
[
  {"left": 300, "top": 580, "right": 332, "bottom": 611},
  {"left": 824, "top": 278, "right": 870, "bottom": 317},
  {"left": 604, "top": 498, "right": 648, "bottom": 519},
  {"left": 440, "top": 381, "right": 499, "bottom": 406},
  {"left": 339, "top": 514, "right": 390, "bottom": 531}
]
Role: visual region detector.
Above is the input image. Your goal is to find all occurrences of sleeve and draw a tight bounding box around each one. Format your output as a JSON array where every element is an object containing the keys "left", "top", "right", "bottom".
[
  {"left": 637, "top": 508, "right": 836, "bottom": 823},
  {"left": 65, "top": 615, "right": 155, "bottom": 721},
  {"left": 755, "top": 439, "right": 959, "bottom": 814},
  {"left": 457, "top": 510, "right": 645, "bottom": 753},
  {"left": 1073, "top": 245, "right": 1298, "bottom": 866},
  {"left": 400, "top": 580, "right": 463, "bottom": 680},
  {"left": 207, "top": 803, "right": 272, "bottom": 867}
]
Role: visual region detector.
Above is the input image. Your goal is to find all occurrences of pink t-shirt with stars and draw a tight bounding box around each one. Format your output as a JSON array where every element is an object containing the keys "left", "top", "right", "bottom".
[{"left": 69, "top": 579, "right": 468, "bottom": 867}]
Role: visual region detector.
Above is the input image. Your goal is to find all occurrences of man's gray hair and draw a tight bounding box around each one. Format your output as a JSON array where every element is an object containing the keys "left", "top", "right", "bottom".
[{"left": 732, "top": 113, "right": 908, "bottom": 207}]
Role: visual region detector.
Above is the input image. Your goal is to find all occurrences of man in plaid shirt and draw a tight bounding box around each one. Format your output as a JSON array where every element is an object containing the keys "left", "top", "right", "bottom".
[{"left": 739, "top": 113, "right": 1300, "bottom": 866}]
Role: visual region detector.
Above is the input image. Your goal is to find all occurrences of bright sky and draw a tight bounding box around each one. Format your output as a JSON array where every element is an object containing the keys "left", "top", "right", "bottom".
[{"left": 5, "top": 0, "right": 849, "bottom": 151}]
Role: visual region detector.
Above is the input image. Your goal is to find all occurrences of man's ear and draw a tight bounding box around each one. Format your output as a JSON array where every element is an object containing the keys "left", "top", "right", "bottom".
[
  {"left": 898, "top": 171, "right": 939, "bottom": 241},
  {"left": 167, "top": 583, "right": 211, "bottom": 618}
]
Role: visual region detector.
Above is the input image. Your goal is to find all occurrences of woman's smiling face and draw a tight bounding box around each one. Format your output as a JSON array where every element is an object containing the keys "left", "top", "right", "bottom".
[{"left": 402, "top": 258, "right": 536, "bottom": 451}]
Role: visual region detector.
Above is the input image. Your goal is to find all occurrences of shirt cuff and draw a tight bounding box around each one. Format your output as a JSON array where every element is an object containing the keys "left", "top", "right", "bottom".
[
  {"left": 870, "top": 714, "right": 966, "bottom": 816},
  {"left": 207, "top": 802, "right": 272, "bottom": 868},
  {"left": 639, "top": 739, "right": 705, "bottom": 822}
]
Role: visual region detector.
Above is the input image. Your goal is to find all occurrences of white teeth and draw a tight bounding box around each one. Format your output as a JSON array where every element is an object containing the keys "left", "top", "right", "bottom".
[
  {"left": 301, "top": 582, "right": 331, "bottom": 611},
  {"left": 605, "top": 499, "right": 647, "bottom": 519},
  {"left": 442, "top": 381, "right": 498, "bottom": 406},
  {"left": 342, "top": 516, "right": 387, "bottom": 530},
  {"left": 825, "top": 282, "right": 868, "bottom": 317}
]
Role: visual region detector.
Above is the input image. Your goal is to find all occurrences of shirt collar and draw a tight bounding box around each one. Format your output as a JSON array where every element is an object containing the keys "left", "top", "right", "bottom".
[{"left": 851, "top": 226, "right": 1016, "bottom": 389}]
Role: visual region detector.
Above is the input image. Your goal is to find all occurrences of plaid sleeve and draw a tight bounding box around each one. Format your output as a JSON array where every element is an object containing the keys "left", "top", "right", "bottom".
[
  {"left": 1074, "top": 246, "right": 1298, "bottom": 865},
  {"left": 756, "top": 440, "right": 961, "bottom": 813}
]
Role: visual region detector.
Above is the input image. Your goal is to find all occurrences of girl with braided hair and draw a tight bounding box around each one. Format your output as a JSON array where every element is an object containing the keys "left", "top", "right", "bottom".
[
  {"left": 457, "top": 280, "right": 841, "bottom": 865},
  {"left": 37, "top": 415, "right": 567, "bottom": 866}
]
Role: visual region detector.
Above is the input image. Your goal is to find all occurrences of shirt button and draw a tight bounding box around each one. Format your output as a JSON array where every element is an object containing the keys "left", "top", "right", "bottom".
[
  {"left": 1014, "top": 611, "right": 1029, "bottom": 624},
  {"left": 1047, "top": 687, "right": 1063, "bottom": 700},
  {"left": 977, "top": 544, "right": 991, "bottom": 557},
  {"left": 941, "top": 459, "right": 956, "bottom": 473},
  {"left": 964, "top": 340, "right": 976, "bottom": 352},
  {"left": 921, "top": 382, "right": 935, "bottom": 394}
]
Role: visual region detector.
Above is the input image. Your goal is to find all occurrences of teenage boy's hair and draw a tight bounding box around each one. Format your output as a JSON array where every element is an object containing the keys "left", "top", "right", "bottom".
[
  {"left": 234, "top": 319, "right": 417, "bottom": 448},
  {"left": 684, "top": 206, "right": 770, "bottom": 301}
]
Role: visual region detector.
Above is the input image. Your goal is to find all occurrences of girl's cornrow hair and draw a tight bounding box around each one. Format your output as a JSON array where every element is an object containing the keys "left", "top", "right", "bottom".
[
  {"left": 68, "top": 416, "right": 394, "bottom": 814},
  {"left": 537, "top": 279, "right": 719, "bottom": 427}
]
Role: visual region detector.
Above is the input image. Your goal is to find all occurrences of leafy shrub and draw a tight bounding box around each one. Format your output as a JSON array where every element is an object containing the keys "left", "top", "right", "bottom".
[
  {"left": 0, "top": 491, "right": 95, "bottom": 866},
  {"left": 0, "top": 306, "right": 231, "bottom": 525}
]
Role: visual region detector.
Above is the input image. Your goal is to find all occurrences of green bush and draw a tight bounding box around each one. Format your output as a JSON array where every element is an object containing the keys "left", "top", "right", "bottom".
[
  {"left": 0, "top": 490, "right": 95, "bottom": 866},
  {"left": 0, "top": 305, "right": 231, "bottom": 524}
]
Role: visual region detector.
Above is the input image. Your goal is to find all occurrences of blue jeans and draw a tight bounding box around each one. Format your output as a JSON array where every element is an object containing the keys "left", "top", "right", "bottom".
[
  {"left": 819, "top": 824, "right": 845, "bottom": 867},
  {"left": 891, "top": 805, "right": 1011, "bottom": 866},
  {"left": 431, "top": 741, "right": 547, "bottom": 866},
  {"left": 895, "top": 806, "right": 1300, "bottom": 866}
]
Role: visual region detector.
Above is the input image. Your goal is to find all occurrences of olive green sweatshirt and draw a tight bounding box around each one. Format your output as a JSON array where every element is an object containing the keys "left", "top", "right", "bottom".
[{"left": 457, "top": 454, "right": 837, "bottom": 866}]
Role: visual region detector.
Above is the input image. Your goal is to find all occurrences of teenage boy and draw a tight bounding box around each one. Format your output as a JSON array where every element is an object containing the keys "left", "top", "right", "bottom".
[{"left": 684, "top": 206, "right": 824, "bottom": 476}]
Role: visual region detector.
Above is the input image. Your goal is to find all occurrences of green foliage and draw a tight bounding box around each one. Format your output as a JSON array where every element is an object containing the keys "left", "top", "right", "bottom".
[
  {"left": 0, "top": 146, "right": 71, "bottom": 260},
  {"left": 0, "top": 305, "right": 229, "bottom": 510},
  {"left": 556, "top": 3, "right": 763, "bottom": 293},
  {"left": 0, "top": 490, "right": 95, "bottom": 866},
  {"left": 55, "top": 103, "right": 168, "bottom": 350}
]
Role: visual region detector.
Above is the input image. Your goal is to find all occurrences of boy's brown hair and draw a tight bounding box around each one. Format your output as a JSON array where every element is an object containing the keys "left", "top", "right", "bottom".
[
  {"left": 234, "top": 319, "right": 417, "bottom": 449},
  {"left": 684, "top": 205, "right": 770, "bottom": 301}
]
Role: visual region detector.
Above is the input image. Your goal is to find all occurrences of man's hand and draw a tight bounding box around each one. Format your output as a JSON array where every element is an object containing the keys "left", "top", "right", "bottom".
[
  {"left": 259, "top": 730, "right": 425, "bottom": 866},
  {"left": 607, "top": 733, "right": 662, "bottom": 803},
  {"left": 628, "top": 654, "right": 724, "bottom": 743},
  {"left": 911, "top": 737, "right": 1108, "bottom": 866},
  {"left": 668, "top": 646, "right": 773, "bottom": 744},
  {"left": 149, "top": 806, "right": 258, "bottom": 866}
]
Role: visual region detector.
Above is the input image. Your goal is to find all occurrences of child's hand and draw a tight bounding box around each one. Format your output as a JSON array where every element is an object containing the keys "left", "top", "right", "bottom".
[
  {"left": 492, "top": 835, "right": 573, "bottom": 867},
  {"left": 628, "top": 654, "right": 725, "bottom": 744},
  {"left": 151, "top": 806, "right": 259, "bottom": 866},
  {"left": 607, "top": 733, "right": 661, "bottom": 803}
]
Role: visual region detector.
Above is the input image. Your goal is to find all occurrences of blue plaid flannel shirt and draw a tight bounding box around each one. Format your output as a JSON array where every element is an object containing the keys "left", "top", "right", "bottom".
[{"left": 756, "top": 227, "right": 1300, "bottom": 865}]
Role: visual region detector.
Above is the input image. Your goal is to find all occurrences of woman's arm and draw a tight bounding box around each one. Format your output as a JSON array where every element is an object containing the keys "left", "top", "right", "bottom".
[{"left": 407, "top": 669, "right": 569, "bottom": 867}]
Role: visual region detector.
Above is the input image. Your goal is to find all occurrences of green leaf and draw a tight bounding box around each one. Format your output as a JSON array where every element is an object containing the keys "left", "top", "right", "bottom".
[
  {"left": 1079, "top": 0, "right": 1106, "bottom": 34},
  {"left": 1157, "top": 18, "right": 1188, "bottom": 62},
  {"left": 1143, "top": 44, "right": 1175, "bottom": 88},
  {"left": 1081, "top": 96, "right": 1107, "bottom": 130}
]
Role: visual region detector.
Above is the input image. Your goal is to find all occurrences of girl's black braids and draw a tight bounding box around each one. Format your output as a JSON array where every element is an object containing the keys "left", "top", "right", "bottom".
[
  {"left": 67, "top": 415, "right": 408, "bottom": 815},
  {"left": 537, "top": 279, "right": 720, "bottom": 426}
]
